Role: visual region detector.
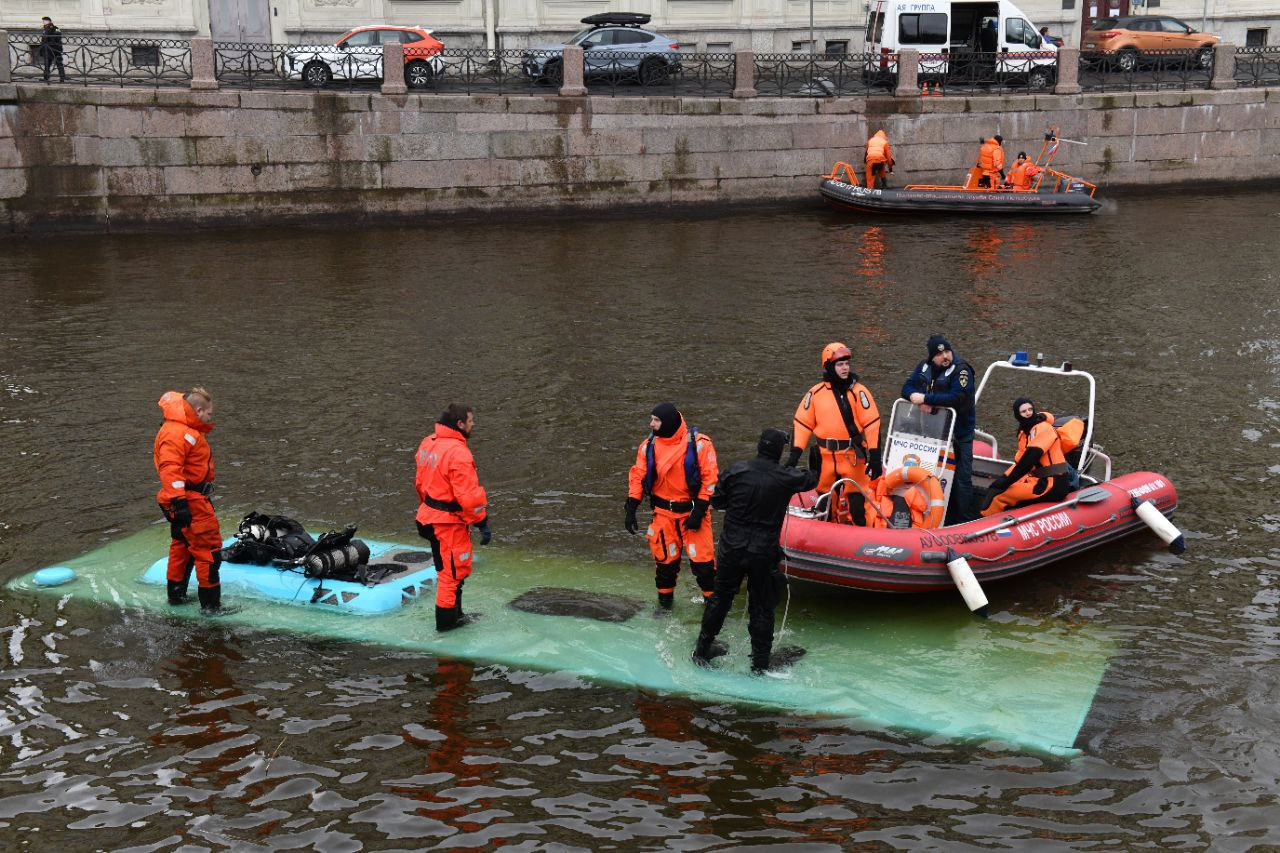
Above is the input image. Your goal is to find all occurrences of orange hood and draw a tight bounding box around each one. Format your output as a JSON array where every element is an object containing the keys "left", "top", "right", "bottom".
[{"left": 158, "top": 390, "right": 212, "bottom": 433}]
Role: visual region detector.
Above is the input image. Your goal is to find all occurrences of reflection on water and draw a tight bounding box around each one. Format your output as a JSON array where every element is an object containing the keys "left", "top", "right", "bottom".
[{"left": 2, "top": 189, "right": 1280, "bottom": 847}]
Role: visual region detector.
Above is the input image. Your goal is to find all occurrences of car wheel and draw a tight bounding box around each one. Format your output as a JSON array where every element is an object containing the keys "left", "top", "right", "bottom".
[
  {"left": 638, "top": 58, "right": 667, "bottom": 86},
  {"left": 1028, "top": 66, "right": 1053, "bottom": 89},
  {"left": 1116, "top": 49, "right": 1138, "bottom": 73},
  {"left": 1195, "top": 46, "right": 1214, "bottom": 70},
  {"left": 302, "top": 61, "right": 332, "bottom": 88},
  {"left": 542, "top": 58, "right": 563, "bottom": 86},
  {"left": 405, "top": 60, "right": 434, "bottom": 89}
]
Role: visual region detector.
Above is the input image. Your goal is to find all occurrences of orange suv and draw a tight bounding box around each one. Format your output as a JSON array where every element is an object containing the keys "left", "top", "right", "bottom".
[
  {"left": 1082, "top": 16, "right": 1218, "bottom": 72},
  {"left": 286, "top": 26, "right": 445, "bottom": 89}
]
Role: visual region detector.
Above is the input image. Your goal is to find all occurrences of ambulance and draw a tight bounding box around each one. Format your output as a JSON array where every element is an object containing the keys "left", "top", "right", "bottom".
[{"left": 864, "top": 0, "right": 1058, "bottom": 89}]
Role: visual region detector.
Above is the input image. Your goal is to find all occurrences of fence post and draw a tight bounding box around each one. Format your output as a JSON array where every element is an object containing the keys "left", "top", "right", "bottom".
[
  {"left": 1054, "top": 47, "right": 1081, "bottom": 95},
  {"left": 1210, "top": 43, "right": 1236, "bottom": 90},
  {"left": 0, "top": 30, "right": 13, "bottom": 84},
  {"left": 559, "top": 45, "right": 586, "bottom": 96},
  {"left": 732, "top": 49, "right": 756, "bottom": 98},
  {"left": 382, "top": 42, "right": 407, "bottom": 94},
  {"left": 893, "top": 49, "right": 918, "bottom": 97},
  {"left": 190, "top": 37, "right": 217, "bottom": 90}
]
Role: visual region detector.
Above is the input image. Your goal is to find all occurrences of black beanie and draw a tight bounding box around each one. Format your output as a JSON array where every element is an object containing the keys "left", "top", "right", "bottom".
[
  {"left": 927, "top": 334, "right": 951, "bottom": 359},
  {"left": 757, "top": 428, "right": 788, "bottom": 462},
  {"left": 651, "top": 402, "right": 682, "bottom": 439}
]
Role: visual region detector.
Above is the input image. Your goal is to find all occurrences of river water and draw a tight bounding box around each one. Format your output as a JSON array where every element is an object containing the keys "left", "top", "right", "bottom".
[{"left": 2, "top": 189, "right": 1279, "bottom": 849}]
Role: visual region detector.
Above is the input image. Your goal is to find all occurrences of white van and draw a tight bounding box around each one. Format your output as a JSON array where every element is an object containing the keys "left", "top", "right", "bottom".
[{"left": 865, "top": 0, "right": 1058, "bottom": 89}]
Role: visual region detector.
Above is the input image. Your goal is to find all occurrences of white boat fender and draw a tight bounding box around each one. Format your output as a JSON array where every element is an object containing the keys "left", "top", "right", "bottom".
[
  {"left": 945, "top": 547, "right": 989, "bottom": 618},
  {"left": 1132, "top": 497, "right": 1186, "bottom": 555}
]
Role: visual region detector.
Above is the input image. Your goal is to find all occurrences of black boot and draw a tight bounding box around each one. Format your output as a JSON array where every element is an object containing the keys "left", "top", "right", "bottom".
[
  {"left": 167, "top": 581, "right": 190, "bottom": 605},
  {"left": 657, "top": 591, "right": 674, "bottom": 610},
  {"left": 197, "top": 585, "right": 238, "bottom": 615},
  {"left": 751, "top": 655, "right": 771, "bottom": 676},
  {"left": 691, "top": 633, "right": 727, "bottom": 668},
  {"left": 436, "top": 605, "right": 458, "bottom": 632}
]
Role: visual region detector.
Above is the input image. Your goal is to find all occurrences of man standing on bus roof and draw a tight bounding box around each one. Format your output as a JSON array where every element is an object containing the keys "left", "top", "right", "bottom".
[{"left": 902, "top": 335, "right": 977, "bottom": 524}]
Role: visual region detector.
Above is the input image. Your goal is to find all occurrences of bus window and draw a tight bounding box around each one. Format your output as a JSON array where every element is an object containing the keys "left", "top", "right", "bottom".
[
  {"left": 866, "top": 10, "right": 885, "bottom": 46},
  {"left": 899, "top": 13, "right": 949, "bottom": 45}
]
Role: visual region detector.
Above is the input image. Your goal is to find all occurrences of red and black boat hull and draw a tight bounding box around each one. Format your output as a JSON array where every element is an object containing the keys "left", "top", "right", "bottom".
[{"left": 820, "top": 178, "right": 1102, "bottom": 215}]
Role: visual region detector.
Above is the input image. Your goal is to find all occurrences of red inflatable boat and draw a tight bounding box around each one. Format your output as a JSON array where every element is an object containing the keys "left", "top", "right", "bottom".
[{"left": 780, "top": 355, "right": 1184, "bottom": 605}]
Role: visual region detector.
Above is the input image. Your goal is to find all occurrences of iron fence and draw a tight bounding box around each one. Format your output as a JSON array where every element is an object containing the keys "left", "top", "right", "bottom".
[
  {"left": 7, "top": 32, "right": 191, "bottom": 87},
  {"left": 418, "top": 48, "right": 560, "bottom": 94},
  {"left": 215, "top": 42, "right": 385, "bottom": 91},
  {"left": 918, "top": 51, "right": 1057, "bottom": 95},
  {"left": 1233, "top": 46, "right": 1280, "bottom": 87},
  {"left": 753, "top": 53, "right": 884, "bottom": 97},
  {"left": 582, "top": 52, "right": 736, "bottom": 97},
  {"left": 1078, "top": 48, "right": 1213, "bottom": 92}
]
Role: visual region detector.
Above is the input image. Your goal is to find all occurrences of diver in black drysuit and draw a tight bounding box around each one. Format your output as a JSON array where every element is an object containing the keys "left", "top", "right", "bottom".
[{"left": 693, "top": 428, "right": 820, "bottom": 674}]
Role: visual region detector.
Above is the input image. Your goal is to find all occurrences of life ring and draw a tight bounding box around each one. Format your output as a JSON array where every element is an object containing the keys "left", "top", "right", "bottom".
[{"left": 881, "top": 467, "right": 946, "bottom": 529}]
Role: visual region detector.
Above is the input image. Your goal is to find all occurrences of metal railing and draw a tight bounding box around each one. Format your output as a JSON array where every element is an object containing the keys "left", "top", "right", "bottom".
[
  {"left": 1078, "top": 48, "right": 1214, "bottom": 92},
  {"left": 417, "top": 48, "right": 559, "bottom": 94},
  {"left": 583, "top": 51, "right": 735, "bottom": 97},
  {"left": 7, "top": 32, "right": 191, "bottom": 87},
  {"left": 215, "top": 42, "right": 384, "bottom": 91},
  {"left": 918, "top": 51, "right": 1057, "bottom": 94},
  {"left": 1233, "top": 46, "right": 1280, "bottom": 87},
  {"left": 753, "top": 53, "right": 885, "bottom": 97}
]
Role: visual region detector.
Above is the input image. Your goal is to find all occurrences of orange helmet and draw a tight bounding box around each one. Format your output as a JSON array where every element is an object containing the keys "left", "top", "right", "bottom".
[{"left": 821, "top": 342, "right": 852, "bottom": 368}]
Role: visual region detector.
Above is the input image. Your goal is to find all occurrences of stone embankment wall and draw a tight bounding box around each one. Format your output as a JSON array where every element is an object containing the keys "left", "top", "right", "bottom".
[{"left": 0, "top": 83, "right": 1277, "bottom": 232}]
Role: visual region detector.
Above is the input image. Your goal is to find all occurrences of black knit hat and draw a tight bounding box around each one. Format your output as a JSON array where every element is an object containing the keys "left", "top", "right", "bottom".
[
  {"left": 757, "top": 428, "right": 788, "bottom": 461},
  {"left": 651, "top": 402, "right": 682, "bottom": 438},
  {"left": 927, "top": 334, "right": 951, "bottom": 358}
]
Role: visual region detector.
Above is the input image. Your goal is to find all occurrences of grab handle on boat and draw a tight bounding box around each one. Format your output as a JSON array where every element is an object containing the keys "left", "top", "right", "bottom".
[
  {"left": 945, "top": 547, "right": 989, "bottom": 618},
  {"left": 1131, "top": 497, "right": 1186, "bottom": 555}
]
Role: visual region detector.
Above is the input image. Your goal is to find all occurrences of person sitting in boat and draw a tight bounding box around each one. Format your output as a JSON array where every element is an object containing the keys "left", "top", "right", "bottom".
[
  {"left": 980, "top": 398, "right": 1075, "bottom": 516},
  {"left": 864, "top": 130, "right": 894, "bottom": 190},
  {"left": 788, "top": 343, "right": 883, "bottom": 525},
  {"left": 1005, "top": 152, "right": 1043, "bottom": 191},
  {"left": 977, "top": 135, "right": 1006, "bottom": 188}
]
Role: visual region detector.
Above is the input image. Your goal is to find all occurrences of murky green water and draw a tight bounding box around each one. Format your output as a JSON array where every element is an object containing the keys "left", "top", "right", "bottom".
[{"left": 2, "top": 190, "right": 1279, "bottom": 848}]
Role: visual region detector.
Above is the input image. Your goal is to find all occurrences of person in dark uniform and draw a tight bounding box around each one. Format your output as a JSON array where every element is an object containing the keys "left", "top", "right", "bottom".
[
  {"left": 902, "top": 334, "right": 978, "bottom": 524},
  {"left": 40, "top": 17, "right": 66, "bottom": 83},
  {"left": 692, "top": 428, "right": 819, "bottom": 675}
]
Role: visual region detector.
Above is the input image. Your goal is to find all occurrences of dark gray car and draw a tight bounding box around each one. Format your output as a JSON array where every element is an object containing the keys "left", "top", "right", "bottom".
[{"left": 522, "top": 13, "right": 682, "bottom": 85}]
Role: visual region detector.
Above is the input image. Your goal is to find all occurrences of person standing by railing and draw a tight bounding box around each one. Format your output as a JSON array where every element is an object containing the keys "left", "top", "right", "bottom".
[{"left": 40, "top": 17, "right": 65, "bottom": 83}]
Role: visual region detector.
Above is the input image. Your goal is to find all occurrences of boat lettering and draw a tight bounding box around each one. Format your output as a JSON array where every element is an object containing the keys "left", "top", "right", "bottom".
[
  {"left": 918, "top": 530, "right": 998, "bottom": 546},
  {"left": 857, "top": 543, "right": 912, "bottom": 561},
  {"left": 1127, "top": 478, "right": 1166, "bottom": 499},
  {"left": 1016, "top": 511, "right": 1071, "bottom": 541}
]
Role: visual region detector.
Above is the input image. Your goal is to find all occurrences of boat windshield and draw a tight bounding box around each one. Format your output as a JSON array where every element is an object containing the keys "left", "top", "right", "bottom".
[{"left": 882, "top": 400, "right": 958, "bottom": 514}]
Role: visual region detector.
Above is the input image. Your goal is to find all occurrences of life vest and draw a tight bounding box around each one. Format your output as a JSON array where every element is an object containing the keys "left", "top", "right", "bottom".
[
  {"left": 1055, "top": 416, "right": 1085, "bottom": 454},
  {"left": 1016, "top": 413, "right": 1069, "bottom": 477},
  {"left": 644, "top": 427, "right": 701, "bottom": 499},
  {"left": 876, "top": 466, "right": 946, "bottom": 529},
  {"left": 866, "top": 131, "right": 891, "bottom": 164}
]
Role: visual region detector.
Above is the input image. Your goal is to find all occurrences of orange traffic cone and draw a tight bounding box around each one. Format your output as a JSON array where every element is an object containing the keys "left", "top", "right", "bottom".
[{"left": 929, "top": 82, "right": 943, "bottom": 96}]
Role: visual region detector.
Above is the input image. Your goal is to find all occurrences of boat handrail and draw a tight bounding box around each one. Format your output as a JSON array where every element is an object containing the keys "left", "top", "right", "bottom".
[
  {"left": 973, "top": 357, "right": 1097, "bottom": 473},
  {"left": 824, "top": 161, "right": 860, "bottom": 185},
  {"left": 974, "top": 427, "right": 998, "bottom": 458}
]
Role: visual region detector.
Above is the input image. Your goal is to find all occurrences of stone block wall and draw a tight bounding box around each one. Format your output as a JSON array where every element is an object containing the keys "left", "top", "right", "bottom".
[{"left": 0, "top": 83, "right": 1277, "bottom": 233}]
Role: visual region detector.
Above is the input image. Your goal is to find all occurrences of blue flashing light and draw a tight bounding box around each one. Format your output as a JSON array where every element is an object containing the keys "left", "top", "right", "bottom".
[{"left": 1010, "top": 351, "right": 1030, "bottom": 366}]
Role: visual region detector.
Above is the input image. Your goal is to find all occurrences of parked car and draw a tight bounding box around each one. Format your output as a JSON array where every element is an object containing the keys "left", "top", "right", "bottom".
[
  {"left": 521, "top": 13, "right": 681, "bottom": 86},
  {"left": 285, "top": 26, "right": 444, "bottom": 88},
  {"left": 1081, "top": 16, "right": 1219, "bottom": 72}
]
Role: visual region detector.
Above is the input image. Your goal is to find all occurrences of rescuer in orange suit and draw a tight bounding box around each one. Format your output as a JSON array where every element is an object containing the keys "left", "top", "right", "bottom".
[
  {"left": 1005, "top": 151, "right": 1042, "bottom": 190},
  {"left": 980, "top": 397, "right": 1075, "bottom": 516},
  {"left": 977, "top": 134, "right": 1006, "bottom": 188},
  {"left": 154, "top": 387, "right": 231, "bottom": 614},
  {"left": 415, "top": 403, "right": 492, "bottom": 632},
  {"left": 625, "top": 403, "right": 719, "bottom": 610},
  {"left": 865, "top": 129, "right": 894, "bottom": 189},
  {"left": 789, "top": 343, "right": 883, "bottom": 525}
]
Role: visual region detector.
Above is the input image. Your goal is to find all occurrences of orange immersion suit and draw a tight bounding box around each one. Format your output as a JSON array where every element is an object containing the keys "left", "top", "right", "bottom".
[
  {"left": 154, "top": 391, "right": 221, "bottom": 595},
  {"left": 865, "top": 130, "right": 895, "bottom": 189},
  {"left": 793, "top": 377, "right": 882, "bottom": 501},
  {"left": 978, "top": 138, "right": 1006, "bottom": 188},
  {"left": 415, "top": 422, "right": 488, "bottom": 613},
  {"left": 982, "top": 413, "right": 1073, "bottom": 516},
  {"left": 627, "top": 417, "right": 719, "bottom": 602},
  {"left": 1007, "top": 160, "right": 1042, "bottom": 190}
]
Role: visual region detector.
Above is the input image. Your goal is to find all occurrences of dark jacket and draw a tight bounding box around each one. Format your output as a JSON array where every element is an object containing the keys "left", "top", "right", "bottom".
[
  {"left": 41, "top": 23, "right": 64, "bottom": 52},
  {"left": 711, "top": 457, "right": 819, "bottom": 555},
  {"left": 901, "top": 355, "right": 977, "bottom": 440}
]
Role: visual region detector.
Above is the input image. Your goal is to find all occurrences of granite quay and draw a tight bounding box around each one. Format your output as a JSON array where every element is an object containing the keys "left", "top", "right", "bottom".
[{"left": 1, "top": 32, "right": 1278, "bottom": 233}]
